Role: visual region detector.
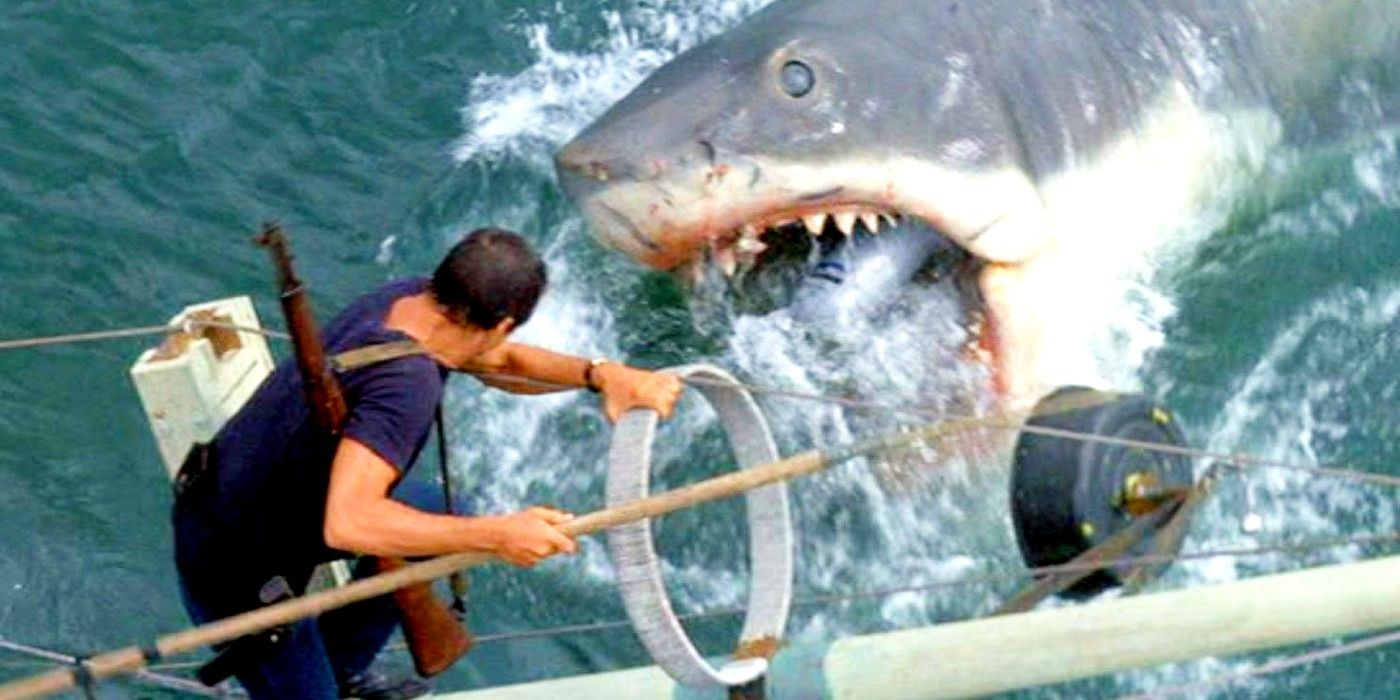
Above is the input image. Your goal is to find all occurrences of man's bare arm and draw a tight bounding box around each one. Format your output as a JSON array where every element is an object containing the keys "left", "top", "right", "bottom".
[
  {"left": 323, "top": 437, "right": 576, "bottom": 566},
  {"left": 460, "top": 342, "right": 590, "bottom": 394},
  {"left": 467, "top": 342, "right": 683, "bottom": 421}
]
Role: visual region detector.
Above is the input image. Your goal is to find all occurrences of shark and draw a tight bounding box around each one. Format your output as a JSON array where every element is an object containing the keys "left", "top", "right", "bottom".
[{"left": 554, "top": 0, "right": 1397, "bottom": 404}]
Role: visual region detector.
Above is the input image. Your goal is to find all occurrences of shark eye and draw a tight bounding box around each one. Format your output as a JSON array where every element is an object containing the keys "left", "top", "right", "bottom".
[{"left": 779, "top": 60, "right": 815, "bottom": 98}]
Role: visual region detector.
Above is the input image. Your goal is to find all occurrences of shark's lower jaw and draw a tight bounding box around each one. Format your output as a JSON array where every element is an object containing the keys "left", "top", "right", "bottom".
[{"left": 632, "top": 200, "right": 998, "bottom": 388}]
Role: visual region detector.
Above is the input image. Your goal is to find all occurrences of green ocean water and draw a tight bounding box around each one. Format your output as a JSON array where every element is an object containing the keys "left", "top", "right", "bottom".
[{"left": 0, "top": 1, "right": 1396, "bottom": 698}]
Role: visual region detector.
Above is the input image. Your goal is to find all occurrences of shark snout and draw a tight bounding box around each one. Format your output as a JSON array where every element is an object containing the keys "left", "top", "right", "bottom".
[
  {"left": 554, "top": 141, "right": 618, "bottom": 215},
  {"left": 555, "top": 141, "right": 612, "bottom": 182},
  {"left": 557, "top": 136, "right": 717, "bottom": 186}
]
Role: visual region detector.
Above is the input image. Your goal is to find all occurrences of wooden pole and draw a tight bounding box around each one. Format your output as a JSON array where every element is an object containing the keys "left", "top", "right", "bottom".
[
  {"left": 432, "top": 555, "right": 1400, "bottom": 699},
  {"left": 823, "top": 554, "right": 1400, "bottom": 699},
  {"left": 0, "top": 450, "right": 828, "bottom": 700}
]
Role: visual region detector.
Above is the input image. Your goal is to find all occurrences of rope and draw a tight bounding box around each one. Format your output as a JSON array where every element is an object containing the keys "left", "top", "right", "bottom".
[
  {"left": 1121, "top": 627, "right": 1400, "bottom": 699},
  {"left": 0, "top": 321, "right": 288, "bottom": 351},
  {"left": 679, "top": 375, "right": 1400, "bottom": 489},
  {"left": 2, "top": 315, "right": 1391, "bottom": 488},
  {"left": 0, "top": 636, "right": 236, "bottom": 698},
  {"left": 3, "top": 316, "right": 1395, "bottom": 684},
  {"left": 0, "top": 325, "right": 189, "bottom": 351},
  {"left": 451, "top": 369, "right": 1399, "bottom": 489},
  {"left": 0, "top": 439, "right": 846, "bottom": 698},
  {"left": 327, "top": 529, "right": 1392, "bottom": 653},
  {"left": 201, "top": 321, "right": 290, "bottom": 340}
]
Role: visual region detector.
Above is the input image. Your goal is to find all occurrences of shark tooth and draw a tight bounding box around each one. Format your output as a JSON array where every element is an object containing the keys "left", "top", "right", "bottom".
[
  {"left": 741, "top": 223, "right": 761, "bottom": 239},
  {"left": 881, "top": 212, "right": 899, "bottom": 228},
  {"left": 683, "top": 259, "right": 705, "bottom": 285},
  {"left": 802, "top": 213, "right": 828, "bottom": 235},
  {"left": 860, "top": 212, "right": 881, "bottom": 234},
  {"left": 735, "top": 239, "right": 764, "bottom": 276},
  {"left": 735, "top": 236, "right": 768, "bottom": 255},
  {"left": 834, "top": 211, "right": 857, "bottom": 236},
  {"left": 712, "top": 245, "right": 739, "bottom": 277}
]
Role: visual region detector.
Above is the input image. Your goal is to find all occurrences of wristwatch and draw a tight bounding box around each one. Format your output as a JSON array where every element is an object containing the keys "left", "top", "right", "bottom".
[{"left": 584, "top": 357, "right": 611, "bottom": 393}]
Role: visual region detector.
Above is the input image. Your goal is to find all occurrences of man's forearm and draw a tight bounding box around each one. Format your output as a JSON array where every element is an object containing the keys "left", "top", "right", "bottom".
[
  {"left": 325, "top": 439, "right": 575, "bottom": 565},
  {"left": 325, "top": 497, "right": 508, "bottom": 558},
  {"left": 464, "top": 342, "right": 681, "bottom": 422},
  {"left": 475, "top": 342, "right": 597, "bottom": 394}
]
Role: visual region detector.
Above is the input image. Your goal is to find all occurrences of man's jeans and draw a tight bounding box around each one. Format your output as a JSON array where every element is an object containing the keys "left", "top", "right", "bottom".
[
  {"left": 175, "top": 478, "right": 470, "bottom": 700},
  {"left": 179, "top": 556, "right": 398, "bottom": 699}
]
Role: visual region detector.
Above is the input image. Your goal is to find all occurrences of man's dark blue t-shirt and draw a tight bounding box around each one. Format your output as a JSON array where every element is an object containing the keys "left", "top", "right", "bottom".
[{"left": 180, "top": 277, "right": 447, "bottom": 584}]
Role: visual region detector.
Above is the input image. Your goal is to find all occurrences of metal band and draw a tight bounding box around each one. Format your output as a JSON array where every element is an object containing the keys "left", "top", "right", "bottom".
[{"left": 606, "top": 364, "right": 792, "bottom": 687}]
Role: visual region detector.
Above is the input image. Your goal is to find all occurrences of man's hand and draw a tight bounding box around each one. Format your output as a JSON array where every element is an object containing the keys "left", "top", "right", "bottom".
[
  {"left": 594, "top": 363, "right": 683, "bottom": 423},
  {"left": 487, "top": 506, "right": 578, "bottom": 567}
]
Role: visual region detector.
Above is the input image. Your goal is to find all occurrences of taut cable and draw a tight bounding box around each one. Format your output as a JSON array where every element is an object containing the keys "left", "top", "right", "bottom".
[
  {"left": 3, "top": 316, "right": 1389, "bottom": 488},
  {"left": 0, "top": 422, "right": 962, "bottom": 699}
]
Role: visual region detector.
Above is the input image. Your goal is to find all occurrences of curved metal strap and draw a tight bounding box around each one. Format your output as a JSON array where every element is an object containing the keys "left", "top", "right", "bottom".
[{"left": 606, "top": 364, "right": 793, "bottom": 687}]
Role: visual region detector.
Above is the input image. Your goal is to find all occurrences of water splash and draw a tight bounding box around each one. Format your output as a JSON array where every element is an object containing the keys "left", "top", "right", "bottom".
[
  {"left": 453, "top": 1, "right": 772, "bottom": 169},
  {"left": 439, "top": 0, "right": 1398, "bottom": 693},
  {"left": 1189, "top": 283, "right": 1400, "bottom": 580}
]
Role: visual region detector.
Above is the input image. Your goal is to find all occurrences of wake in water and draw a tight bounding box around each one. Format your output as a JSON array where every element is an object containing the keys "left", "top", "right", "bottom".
[
  {"left": 1118, "top": 130, "right": 1400, "bottom": 695},
  {"left": 442, "top": 0, "right": 1399, "bottom": 695}
]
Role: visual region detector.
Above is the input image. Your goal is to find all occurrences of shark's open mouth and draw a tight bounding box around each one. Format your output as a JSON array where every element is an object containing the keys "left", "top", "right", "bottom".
[
  {"left": 682, "top": 200, "right": 994, "bottom": 366},
  {"left": 557, "top": 138, "right": 1046, "bottom": 400},
  {"left": 703, "top": 203, "right": 907, "bottom": 278}
]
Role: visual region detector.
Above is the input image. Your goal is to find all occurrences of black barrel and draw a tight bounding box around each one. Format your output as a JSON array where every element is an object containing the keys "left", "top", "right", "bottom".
[{"left": 1009, "top": 386, "right": 1192, "bottom": 596}]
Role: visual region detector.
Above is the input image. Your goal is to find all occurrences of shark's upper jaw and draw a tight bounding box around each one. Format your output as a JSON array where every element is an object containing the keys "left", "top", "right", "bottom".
[
  {"left": 702, "top": 200, "right": 908, "bottom": 279},
  {"left": 559, "top": 154, "right": 1050, "bottom": 275}
]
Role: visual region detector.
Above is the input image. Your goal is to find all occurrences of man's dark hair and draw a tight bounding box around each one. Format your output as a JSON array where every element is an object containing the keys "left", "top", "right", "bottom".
[{"left": 430, "top": 228, "right": 547, "bottom": 329}]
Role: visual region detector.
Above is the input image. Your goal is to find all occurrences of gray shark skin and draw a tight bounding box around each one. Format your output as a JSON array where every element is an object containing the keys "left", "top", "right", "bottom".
[{"left": 555, "top": 0, "right": 1397, "bottom": 402}]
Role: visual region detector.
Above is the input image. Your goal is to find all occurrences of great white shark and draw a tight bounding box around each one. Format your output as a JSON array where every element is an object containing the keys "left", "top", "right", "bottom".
[{"left": 555, "top": 0, "right": 1397, "bottom": 405}]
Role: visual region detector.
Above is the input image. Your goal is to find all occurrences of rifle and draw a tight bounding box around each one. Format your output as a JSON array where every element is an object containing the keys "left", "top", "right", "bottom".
[{"left": 255, "top": 222, "right": 473, "bottom": 677}]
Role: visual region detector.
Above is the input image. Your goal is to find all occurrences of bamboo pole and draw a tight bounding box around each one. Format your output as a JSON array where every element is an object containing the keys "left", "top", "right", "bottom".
[{"left": 0, "top": 449, "right": 828, "bottom": 700}]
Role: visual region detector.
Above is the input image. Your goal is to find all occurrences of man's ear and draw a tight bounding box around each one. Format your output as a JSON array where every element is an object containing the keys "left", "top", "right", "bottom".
[{"left": 491, "top": 317, "right": 516, "bottom": 338}]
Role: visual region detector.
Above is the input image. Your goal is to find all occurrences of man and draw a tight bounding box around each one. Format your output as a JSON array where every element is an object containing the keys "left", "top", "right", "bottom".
[{"left": 173, "top": 228, "right": 682, "bottom": 699}]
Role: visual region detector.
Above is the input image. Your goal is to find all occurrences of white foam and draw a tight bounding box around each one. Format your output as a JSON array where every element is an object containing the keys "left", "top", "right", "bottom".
[
  {"left": 375, "top": 235, "right": 397, "bottom": 266},
  {"left": 1109, "top": 281, "right": 1400, "bottom": 693},
  {"left": 436, "top": 3, "right": 1396, "bottom": 692},
  {"left": 1190, "top": 283, "right": 1400, "bottom": 576},
  {"left": 715, "top": 284, "right": 1014, "bottom": 635},
  {"left": 453, "top": 1, "right": 772, "bottom": 169},
  {"left": 1353, "top": 130, "right": 1400, "bottom": 207},
  {"left": 1031, "top": 90, "right": 1284, "bottom": 394}
]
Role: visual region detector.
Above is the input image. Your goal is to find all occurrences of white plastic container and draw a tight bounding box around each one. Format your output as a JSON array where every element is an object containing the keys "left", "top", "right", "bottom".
[{"left": 129, "top": 296, "right": 275, "bottom": 479}]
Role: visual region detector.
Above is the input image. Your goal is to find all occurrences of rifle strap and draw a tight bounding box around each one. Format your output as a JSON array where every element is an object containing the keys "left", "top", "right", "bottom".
[
  {"left": 332, "top": 338, "right": 471, "bottom": 615},
  {"left": 435, "top": 404, "right": 471, "bottom": 616},
  {"left": 329, "top": 339, "right": 427, "bottom": 372}
]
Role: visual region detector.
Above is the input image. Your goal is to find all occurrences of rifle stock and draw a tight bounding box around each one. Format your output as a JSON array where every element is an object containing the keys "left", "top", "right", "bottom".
[
  {"left": 378, "top": 557, "right": 475, "bottom": 677},
  {"left": 257, "top": 223, "right": 472, "bottom": 677}
]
